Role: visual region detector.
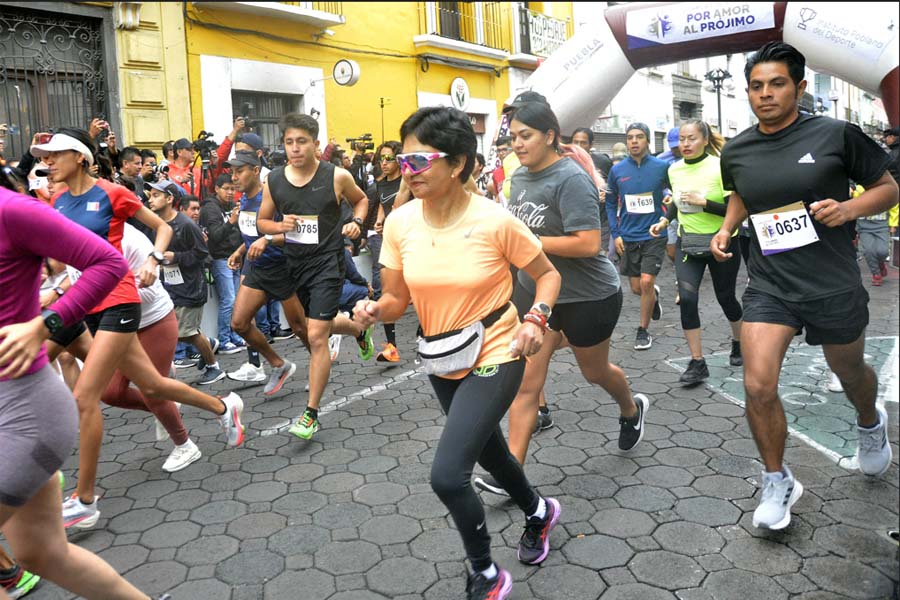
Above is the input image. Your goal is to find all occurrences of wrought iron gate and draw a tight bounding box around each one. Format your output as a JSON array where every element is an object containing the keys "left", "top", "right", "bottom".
[{"left": 0, "top": 5, "right": 108, "bottom": 160}]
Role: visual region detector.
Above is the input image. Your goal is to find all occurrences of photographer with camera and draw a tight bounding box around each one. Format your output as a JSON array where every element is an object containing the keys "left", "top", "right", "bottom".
[
  {"left": 167, "top": 138, "right": 202, "bottom": 197},
  {"left": 346, "top": 135, "right": 373, "bottom": 190}
]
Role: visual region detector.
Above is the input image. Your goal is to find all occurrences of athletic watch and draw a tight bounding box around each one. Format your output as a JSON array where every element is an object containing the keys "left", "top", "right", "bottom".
[
  {"left": 352, "top": 217, "right": 364, "bottom": 228},
  {"left": 149, "top": 250, "right": 165, "bottom": 263},
  {"left": 41, "top": 308, "right": 64, "bottom": 336},
  {"left": 530, "top": 303, "right": 552, "bottom": 319},
  {"left": 53, "top": 286, "right": 66, "bottom": 297},
  {"left": 264, "top": 234, "right": 274, "bottom": 242}
]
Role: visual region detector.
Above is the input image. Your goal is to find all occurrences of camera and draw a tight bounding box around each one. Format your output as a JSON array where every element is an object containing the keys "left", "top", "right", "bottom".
[
  {"left": 346, "top": 133, "right": 374, "bottom": 152},
  {"left": 236, "top": 102, "right": 255, "bottom": 130},
  {"left": 144, "top": 162, "right": 168, "bottom": 184},
  {"left": 267, "top": 145, "right": 287, "bottom": 168},
  {"left": 193, "top": 130, "right": 218, "bottom": 162}
]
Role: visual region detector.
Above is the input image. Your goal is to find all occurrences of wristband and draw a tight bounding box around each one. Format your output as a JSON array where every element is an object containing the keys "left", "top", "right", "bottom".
[{"left": 523, "top": 312, "right": 548, "bottom": 333}]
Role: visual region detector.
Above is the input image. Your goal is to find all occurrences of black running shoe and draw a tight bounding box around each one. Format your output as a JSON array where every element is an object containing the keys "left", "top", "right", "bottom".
[
  {"left": 517, "top": 498, "right": 561, "bottom": 565},
  {"left": 634, "top": 327, "right": 652, "bottom": 350},
  {"left": 473, "top": 475, "right": 508, "bottom": 496},
  {"left": 679, "top": 358, "right": 710, "bottom": 386},
  {"left": 619, "top": 394, "right": 648, "bottom": 451},
  {"left": 534, "top": 408, "right": 554, "bottom": 434},
  {"left": 729, "top": 340, "right": 743, "bottom": 367}
]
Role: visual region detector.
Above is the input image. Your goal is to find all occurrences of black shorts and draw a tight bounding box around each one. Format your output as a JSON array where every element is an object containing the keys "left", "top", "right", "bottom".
[
  {"left": 621, "top": 237, "right": 667, "bottom": 277},
  {"left": 742, "top": 285, "right": 869, "bottom": 346},
  {"left": 290, "top": 251, "right": 344, "bottom": 321},
  {"left": 514, "top": 286, "right": 623, "bottom": 348},
  {"left": 83, "top": 303, "right": 142, "bottom": 336},
  {"left": 243, "top": 261, "right": 296, "bottom": 302},
  {"left": 49, "top": 320, "right": 87, "bottom": 348}
]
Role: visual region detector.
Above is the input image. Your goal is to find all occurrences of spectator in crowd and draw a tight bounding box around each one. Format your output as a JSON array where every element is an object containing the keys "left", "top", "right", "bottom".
[
  {"left": 117, "top": 146, "right": 145, "bottom": 201},
  {"left": 167, "top": 138, "right": 201, "bottom": 197}
]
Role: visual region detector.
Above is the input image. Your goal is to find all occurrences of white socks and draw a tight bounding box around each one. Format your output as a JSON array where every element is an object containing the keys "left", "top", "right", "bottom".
[
  {"left": 479, "top": 564, "right": 498, "bottom": 580},
  {"left": 529, "top": 497, "right": 547, "bottom": 520}
]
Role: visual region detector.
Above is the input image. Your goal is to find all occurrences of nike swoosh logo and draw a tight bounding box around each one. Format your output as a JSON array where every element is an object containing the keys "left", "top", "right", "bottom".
[
  {"left": 312, "top": 185, "right": 326, "bottom": 192},
  {"left": 476, "top": 521, "right": 485, "bottom": 530},
  {"left": 120, "top": 318, "right": 134, "bottom": 324},
  {"left": 464, "top": 226, "right": 476, "bottom": 238}
]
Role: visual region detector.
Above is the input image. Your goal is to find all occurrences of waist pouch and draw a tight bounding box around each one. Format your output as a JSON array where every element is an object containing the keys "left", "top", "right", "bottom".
[
  {"left": 417, "top": 303, "right": 510, "bottom": 376},
  {"left": 680, "top": 230, "right": 715, "bottom": 258}
]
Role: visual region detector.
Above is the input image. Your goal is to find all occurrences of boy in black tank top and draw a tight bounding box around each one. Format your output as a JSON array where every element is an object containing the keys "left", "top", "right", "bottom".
[{"left": 258, "top": 113, "right": 369, "bottom": 440}]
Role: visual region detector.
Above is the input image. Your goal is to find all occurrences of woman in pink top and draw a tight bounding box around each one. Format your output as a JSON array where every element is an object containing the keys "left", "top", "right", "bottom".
[{"left": 0, "top": 167, "right": 167, "bottom": 599}]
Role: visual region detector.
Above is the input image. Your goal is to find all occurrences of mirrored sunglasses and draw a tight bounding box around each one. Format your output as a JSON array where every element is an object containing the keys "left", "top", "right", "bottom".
[{"left": 396, "top": 152, "right": 449, "bottom": 175}]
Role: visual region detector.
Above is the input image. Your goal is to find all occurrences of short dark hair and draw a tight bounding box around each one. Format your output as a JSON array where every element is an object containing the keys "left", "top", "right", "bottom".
[
  {"left": 55, "top": 127, "right": 98, "bottom": 172},
  {"left": 179, "top": 194, "right": 200, "bottom": 211},
  {"left": 571, "top": 127, "right": 594, "bottom": 145},
  {"left": 399, "top": 106, "right": 476, "bottom": 181},
  {"left": 475, "top": 153, "right": 485, "bottom": 167},
  {"left": 745, "top": 41, "right": 806, "bottom": 86},
  {"left": 120, "top": 146, "right": 141, "bottom": 163},
  {"left": 496, "top": 135, "right": 512, "bottom": 147},
  {"left": 280, "top": 113, "right": 319, "bottom": 140},
  {"left": 376, "top": 140, "right": 402, "bottom": 158},
  {"left": 215, "top": 173, "right": 233, "bottom": 188},
  {"left": 162, "top": 140, "right": 174, "bottom": 159},
  {"left": 140, "top": 149, "right": 157, "bottom": 161},
  {"left": 509, "top": 102, "right": 562, "bottom": 150}
]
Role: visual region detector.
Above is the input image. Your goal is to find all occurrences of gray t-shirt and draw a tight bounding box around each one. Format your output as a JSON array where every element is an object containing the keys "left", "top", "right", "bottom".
[{"left": 508, "top": 157, "right": 620, "bottom": 303}]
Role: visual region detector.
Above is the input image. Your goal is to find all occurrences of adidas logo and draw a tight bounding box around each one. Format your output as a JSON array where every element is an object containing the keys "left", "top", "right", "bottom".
[{"left": 797, "top": 153, "right": 816, "bottom": 164}]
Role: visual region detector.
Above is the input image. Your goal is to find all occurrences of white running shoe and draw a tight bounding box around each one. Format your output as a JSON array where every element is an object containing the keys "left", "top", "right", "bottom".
[
  {"left": 162, "top": 439, "right": 202, "bottom": 473},
  {"left": 218, "top": 392, "right": 245, "bottom": 447},
  {"left": 155, "top": 402, "right": 182, "bottom": 442},
  {"left": 62, "top": 494, "right": 100, "bottom": 530},
  {"left": 329, "top": 334, "right": 342, "bottom": 361},
  {"left": 752, "top": 466, "right": 804, "bottom": 530},
  {"left": 227, "top": 362, "right": 266, "bottom": 382},
  {"left": 857, "top": 404, "right": 892, "bottom": 476},
  {"left": 826, "top": 372, "right": 844, "bottom": 393}
]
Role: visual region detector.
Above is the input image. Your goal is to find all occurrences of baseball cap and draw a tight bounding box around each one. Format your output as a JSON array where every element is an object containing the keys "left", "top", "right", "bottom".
[
  {"left": 503, "top": 90, "right": 549, "bottom": 113},
  {"left": 144, "top": 180, "right": 183, "bottom": 197},
  {"left": 237, "top": 133, "right": 263, "bottom": 151},
  {"left": 173, "top": 138, "right": 193, "bottom": 151},
  {"left": 224, "top": 150, "right": 261, "bottom": 168},
  {"left": 30, "top": 133, "right": 94, "bottom": 166},
  {"left": 667, "top": 127, "right": 680, "bottom": 148}
]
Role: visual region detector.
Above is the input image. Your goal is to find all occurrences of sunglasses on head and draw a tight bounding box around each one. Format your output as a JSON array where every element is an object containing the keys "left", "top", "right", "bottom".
[
  {"left": 379, "top": 155, "right": 396, "bottom": 163},
  {"left": 396, "top": 152, "right": 448, "bottom": 175}
]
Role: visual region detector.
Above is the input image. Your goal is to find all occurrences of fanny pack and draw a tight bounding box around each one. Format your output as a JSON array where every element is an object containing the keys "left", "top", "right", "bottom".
[
  {"left": 416, "top": 303, "right": 510, "bottom": 376},
  {"left": 680, "top": 230, "right": 715, "bottom": 258}
]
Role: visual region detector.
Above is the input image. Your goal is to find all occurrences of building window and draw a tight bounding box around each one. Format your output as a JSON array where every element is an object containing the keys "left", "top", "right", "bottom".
[
  {"left": 423, "top": 1, "right": 507, "bottom": 50},
  {"left": 231, "top": 90, "right": 302, "bottom": 150}
]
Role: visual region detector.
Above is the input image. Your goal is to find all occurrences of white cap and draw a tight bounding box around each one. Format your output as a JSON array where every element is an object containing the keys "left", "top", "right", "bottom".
[{"left": 30, "top": 133, "right": 94, "bottom": 166}]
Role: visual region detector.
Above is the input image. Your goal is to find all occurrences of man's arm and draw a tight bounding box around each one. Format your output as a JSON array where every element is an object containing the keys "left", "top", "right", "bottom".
[
  {"left": 336, "top": 168, "right": 368, "bottom": 240},
  {"left": 811, "top": 172, "right": 898, "bottom": 226}
]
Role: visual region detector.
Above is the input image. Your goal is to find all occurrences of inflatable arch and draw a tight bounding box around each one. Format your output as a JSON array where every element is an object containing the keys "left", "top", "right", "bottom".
[{"left": 516, "top": 2, "right": 899, "bottom": 133}]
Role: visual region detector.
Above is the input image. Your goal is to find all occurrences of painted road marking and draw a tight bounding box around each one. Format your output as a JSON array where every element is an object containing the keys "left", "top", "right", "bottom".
[{"left": 666, "top": 336, "right": 898, "bottom": 469}]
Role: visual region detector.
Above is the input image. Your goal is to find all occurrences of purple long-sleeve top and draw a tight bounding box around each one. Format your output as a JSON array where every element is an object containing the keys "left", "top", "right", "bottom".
[{"left": 0, "top": 188, "right": 129, "bottom": 380}]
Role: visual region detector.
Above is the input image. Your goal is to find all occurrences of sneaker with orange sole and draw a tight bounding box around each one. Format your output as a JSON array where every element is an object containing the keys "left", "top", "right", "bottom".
[{"left": 376, "top": 342, "right": 401, "bottom": 363}]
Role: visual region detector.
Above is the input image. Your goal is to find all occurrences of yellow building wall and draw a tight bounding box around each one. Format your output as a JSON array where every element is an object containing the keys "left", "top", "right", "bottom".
[
  {"left": 114, "top": 2, "right": 192, "bottom": 150},
  {"left": 182, "top": 2, "right": 524, "bottom": 145}
]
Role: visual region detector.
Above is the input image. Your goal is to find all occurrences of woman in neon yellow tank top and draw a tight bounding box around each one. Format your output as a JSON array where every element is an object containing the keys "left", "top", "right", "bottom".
[{"left": 650, "top": 120, "right": 744, "bottom": 385}]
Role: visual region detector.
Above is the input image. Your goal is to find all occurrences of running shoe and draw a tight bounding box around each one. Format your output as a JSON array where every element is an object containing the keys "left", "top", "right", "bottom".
[
  {"left": 227, "top": 362, "right": 266, "bottom": 383},
  {"left": 634, "top": 327, "right": 652, "bottom": 350},
  {"left": 289, "top": 409, "right": 320, "bottom": 440},
  {"left": 618, "top": 393, "right": 648, "bottom": 451},
  {"left": 473, "top": 475, "right": 508, "bottom": 496},
  {"left": 376, "top": 342, "right": 401, "bottom": 363},
  {"left": 219, "top": 341, "right": 243, "bottom": 355},
  {"left": 518, "top": 497, "right": 561, "bottom": 565},
  {"left": 357, "top": 327, "right": 375, "bottom": 361},
  {"left": 465, "top": 568, "right": 512, "bottom": 600},
  {"left": 329, "top": 334, "right": 342, "bottom": 361},
  {"left": 273, "top": 328, "right": 295, "bottom": 340},
  {"left": 729, "top": 340, "right": 743, "bottom": 367},
  {"left": 209, "top": 337, "right": 220, "bottom": 355},
  {"left": 826, "top": 372, "right": 844, "bottom": 393},
  {"left": 189, "top": 350, "right": 203, "bottom": 361},
  {"left": 264, "top": 360, "right": 296, "bottom": 396},
  {"left": 155, "top": 402, "right": 181, "bottom": 442},
  {"left": 752, "top": 465, "right": 803, "bottom": 530},
  {"left": 173, "top": 358, "right": 198, "bottom": 369},
  {"left": 162, "top": 439, "right": 202, "bottom": 473},
  {"left": 198, "top": 365, "right": 226, "bottom": 385},
  {"left": 872, "top": 274, "right": 883, "bottom": 286},
  {"left": 679, "top": 358, "right": 709, "bottom": 386},
  {"left": 534, "top": 408, "right": 554, "bottom": 433},
  {"left": 0, "top": 566, "right": 40, "bottom": 599},
  {"left": 857, "top": 404, "right": 892, "bottom": 476},
  {"left": 652, "top": 284, "right": 662, "bottom": 320},
  {"left": 218, "top": 392, "right": 245, "bottom": 447},
  {"left": 62, "top": 494, "right": 100, "bottom": 529}
]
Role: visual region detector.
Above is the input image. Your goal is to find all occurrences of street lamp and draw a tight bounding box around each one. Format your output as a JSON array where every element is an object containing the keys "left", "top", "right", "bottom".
[{"left": 703, "top": 68, "right": 733, "bottom": 131}]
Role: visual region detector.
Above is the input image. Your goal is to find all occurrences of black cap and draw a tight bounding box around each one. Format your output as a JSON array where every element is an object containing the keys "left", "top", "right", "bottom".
[
  {"left": 503, "top": 90, "right": 549, "bottom": 114},
  {"left": 884, "top": 127, "right": 900, "bottom": 136},
  {"left": 224, "top": 150, "right": 261, "bottom": 168},
  {"left": 174, "top": 138, "right": 193, "bottom": 151}
]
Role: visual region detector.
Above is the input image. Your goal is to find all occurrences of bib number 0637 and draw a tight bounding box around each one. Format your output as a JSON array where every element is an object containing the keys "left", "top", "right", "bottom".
[{"left": 773, "top": 214, "right": 807, "bottom": 235}]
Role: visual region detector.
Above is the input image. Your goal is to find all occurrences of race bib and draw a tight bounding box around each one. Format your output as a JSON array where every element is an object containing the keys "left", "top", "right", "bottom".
[
  {"left": 676, "top": 191, "right": 704, "bottom": 214},
  {"left": 238, "top": 211, "right": 258, "bottom": 237},
  {"left": 66, "top": 265, "right": 82, "bottom": 284},
  {"left": 162, "top": 265, "right": 184, "bottom": 285},
  {"left": 285, "top": 215, "right": 319, "bottom": 245},
  {"left": 625, "top": 193, "right": 655, "bottom": 214},
  {"left": 749, "top": 202, "right": 819, "bottom": 256}
]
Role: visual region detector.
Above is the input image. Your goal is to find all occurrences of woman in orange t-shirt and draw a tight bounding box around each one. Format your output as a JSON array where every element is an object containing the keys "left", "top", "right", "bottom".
[{"left": 353, "top": 107, "right": 562, "bottom": 600}]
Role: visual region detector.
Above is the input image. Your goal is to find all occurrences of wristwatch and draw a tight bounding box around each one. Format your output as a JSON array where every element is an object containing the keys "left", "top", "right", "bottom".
[
  {"left": 149, "top": 250, "right": 165, "bottom": 263},
  {"left": 352, "top": 217, "right": 364, "bottom": 228},
  {"left": 530, "top": 302, "right": 552, "bottom": 319},
  {"left": 41, "top": 308, "right": 64, "bottom": 336},
  {"left": 53, "top": 286, "right": 66, "bottom": 297},
  {"left": 264, "top": 234, "right": 274, "bottom": 242}
]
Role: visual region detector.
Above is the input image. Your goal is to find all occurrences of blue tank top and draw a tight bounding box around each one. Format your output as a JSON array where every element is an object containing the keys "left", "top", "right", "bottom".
[{"left": 239, "top": 189, "right": 284, "bottom": 268}]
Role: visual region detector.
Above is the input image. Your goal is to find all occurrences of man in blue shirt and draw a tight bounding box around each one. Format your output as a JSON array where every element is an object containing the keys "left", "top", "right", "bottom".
[{"left": 606, "top": 123, "right": 668, "bottom": 350}]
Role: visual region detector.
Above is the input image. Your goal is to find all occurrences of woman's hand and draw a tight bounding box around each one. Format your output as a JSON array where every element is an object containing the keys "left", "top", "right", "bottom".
[
  {"left": 353, "top": 299, "right": 380, "bottom": 328},
  {"left": 0, "top": 316, "right": 49, "bottom": 379},
  {"left": 710, "top": 229, "right": 733, "bottom": 262},
  {"left": 680, "top": 191, "right": 706, "bottom": 207},
  {"left": 510, "top": 321, "right": 544, "bottom": 358},
  {"left": 136, "top": 259, "right": 159, "bottom": 288}
]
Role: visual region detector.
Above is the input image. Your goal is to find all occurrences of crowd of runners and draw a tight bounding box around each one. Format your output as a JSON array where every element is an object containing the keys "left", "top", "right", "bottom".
[{"left": 0, "top": 41, "right": 897, "bottom": 600}]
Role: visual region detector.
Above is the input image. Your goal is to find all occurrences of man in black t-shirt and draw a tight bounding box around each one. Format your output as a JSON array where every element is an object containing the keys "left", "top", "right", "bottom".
[{"left": 711, "top": 42, "right": 898, "bottom": 531}]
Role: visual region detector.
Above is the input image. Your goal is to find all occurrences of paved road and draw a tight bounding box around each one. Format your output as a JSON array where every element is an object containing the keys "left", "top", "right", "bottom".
[{"left": 20, "top": 259, "right": 899, "bottom": 599}]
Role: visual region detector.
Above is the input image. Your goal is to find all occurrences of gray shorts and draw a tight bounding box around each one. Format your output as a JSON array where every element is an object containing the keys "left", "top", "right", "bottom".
[
  {"left": 621, "top": 236, "right": 667, "bottom": 278},
  {"left": 0, "top": 366, "right": 78, "bottom": 506},
  {"left": 174, "top": 305, "right": 204, "bottom": 338}
]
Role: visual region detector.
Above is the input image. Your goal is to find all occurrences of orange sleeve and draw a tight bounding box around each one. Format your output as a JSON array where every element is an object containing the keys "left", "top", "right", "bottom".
[
  {"left": 379, "top": 209, "right": 403, "bottom": 271},
  {"left": 496, "top": 212, "right": 541, "bottom": 269}
]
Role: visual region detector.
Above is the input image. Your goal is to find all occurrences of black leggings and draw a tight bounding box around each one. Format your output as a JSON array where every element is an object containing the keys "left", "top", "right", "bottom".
[
  {"left": 429, "top": 359, "right": 540, "bottom": 571},
  {"left": 675, "top": 236, "right": 743, "bottom": 330}
]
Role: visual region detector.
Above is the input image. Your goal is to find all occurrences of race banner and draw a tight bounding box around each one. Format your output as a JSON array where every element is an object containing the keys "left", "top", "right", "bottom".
[{"left": 626, "top": 3, "right": 776, "bottom": 49}]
